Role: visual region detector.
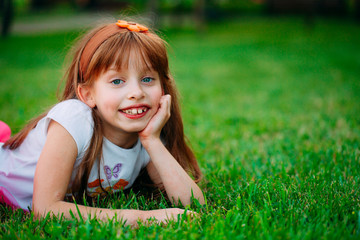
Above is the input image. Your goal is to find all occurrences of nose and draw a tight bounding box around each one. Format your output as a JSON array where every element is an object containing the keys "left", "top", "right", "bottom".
[{"left": 127, "top": 81, "right": 145, "bottom": 100}]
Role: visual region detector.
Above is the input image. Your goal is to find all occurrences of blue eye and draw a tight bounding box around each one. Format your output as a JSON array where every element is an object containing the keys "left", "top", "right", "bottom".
[
  {"left": 112, "top": 79, "right": 124, "bottom": 85},
  {"left": 142, "top": 77, "right": 154, "bottom": 83}
]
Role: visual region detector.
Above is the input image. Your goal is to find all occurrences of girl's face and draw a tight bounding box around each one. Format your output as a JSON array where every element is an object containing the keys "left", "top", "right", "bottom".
[{"left": 82, "top": 52, "right": 163, "bottom": 146}]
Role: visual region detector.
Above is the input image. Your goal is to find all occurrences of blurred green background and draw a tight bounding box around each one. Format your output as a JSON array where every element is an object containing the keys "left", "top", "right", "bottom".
[
  {"left": 1, "top": 0, "right": 360, "bottom": 132},
  {"left": 1, "top": 0, "right": 360, "bottom": 36},
  {"left": 1, "top": 1, "right": 360, "bottom": 239}
]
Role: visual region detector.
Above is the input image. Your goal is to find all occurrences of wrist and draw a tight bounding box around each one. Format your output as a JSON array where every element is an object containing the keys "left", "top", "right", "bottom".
[
  {"left": 117, "top": 209, "right": 144, "bottom": 226},
  {"left": 140, "top": 136, "right": 163, "bottom": 150},
  {"left": 137, "top": 209, "right": 159, "bottom": 224}
]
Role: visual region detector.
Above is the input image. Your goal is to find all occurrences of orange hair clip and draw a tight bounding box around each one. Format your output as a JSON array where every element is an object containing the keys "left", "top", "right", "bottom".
[{"left": 116, "top": 20, "right": 149, "bottom": 33}]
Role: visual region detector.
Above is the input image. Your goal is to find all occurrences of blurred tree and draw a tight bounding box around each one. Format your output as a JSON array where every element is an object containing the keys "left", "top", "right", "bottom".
[
  {"left": 356, "top": 0, "right": 360, "bottom": 20},
  {"left": 72, "top": 0, "right": 129, "bottom": 10},
  {"left": 0, "top": 0, "right": 13, "bottom": 37},
  {"left": 31, "top": 0, "right": 51, "bottom": 9},
  {"left": 266, "top": 0, "right": 316, "bottom": 14},
  {"left": 152, "top": 0, "right": 208, "bottom": 30},
  {"left": 266, "top": 0, "right": 316, "bottom": 29},
  {"left": 266, "top": 0, "right": 348, "bottom": 16},
  {"left": 29, "top": 0, "right": 129, "bottom": 10},
  {"left": 194, "top": 0, "right": 206, "bottom": 31},
  {"left": 317, "top": 0, "right": 347, "bottom": 16},
  {"left": 146, "top": 0, "right": 159, "bottom": 26},
  {"left": 71, "top": 0, "right": 97, "bottom": 9}
]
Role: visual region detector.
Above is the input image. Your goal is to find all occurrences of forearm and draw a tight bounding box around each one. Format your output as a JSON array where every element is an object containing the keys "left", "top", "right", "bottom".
[
  {"left": 33, "top": 201, "right": 187, "bottom": 226},
  {"left": 33, "top": 201, "right": 141, "bottom": 225},
  {"left": 143, "top": 139, "right": 205, "bottom": 206}
]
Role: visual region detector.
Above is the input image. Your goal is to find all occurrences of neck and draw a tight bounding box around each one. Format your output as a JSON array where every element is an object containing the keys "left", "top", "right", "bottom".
[{"left": 103, "top": 128, "right": 138, "bottom": 149}]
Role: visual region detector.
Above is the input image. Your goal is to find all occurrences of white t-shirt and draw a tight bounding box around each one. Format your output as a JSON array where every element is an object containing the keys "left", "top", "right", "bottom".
[{"left": 0, "top": 99, "right": 150, "bottom": 211}]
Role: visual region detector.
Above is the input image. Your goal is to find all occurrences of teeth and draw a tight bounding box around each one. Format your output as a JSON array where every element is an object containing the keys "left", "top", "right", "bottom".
[{"left": 122, "top": 108, "right": 147, "bottom": 115}]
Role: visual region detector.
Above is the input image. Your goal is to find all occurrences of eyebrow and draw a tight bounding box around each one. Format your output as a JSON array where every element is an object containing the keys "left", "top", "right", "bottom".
[{"left": 109, "top": 66, "right": 156, "bottom": 75}]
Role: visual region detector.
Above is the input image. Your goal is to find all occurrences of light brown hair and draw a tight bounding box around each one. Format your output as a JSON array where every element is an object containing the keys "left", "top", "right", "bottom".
[{"left": 4, "top": 21, "right": 202, "bottom": 200}]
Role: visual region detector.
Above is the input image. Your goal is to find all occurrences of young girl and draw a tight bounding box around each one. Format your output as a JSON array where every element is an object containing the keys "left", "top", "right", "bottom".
[{"left": 0, "top": 19, "right": 204, "bottom": 225}]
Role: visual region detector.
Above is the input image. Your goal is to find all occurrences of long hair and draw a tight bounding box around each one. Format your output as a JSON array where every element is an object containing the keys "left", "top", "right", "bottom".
[{"left": 4, "top": 21, "right": 202, "bottom": 199}]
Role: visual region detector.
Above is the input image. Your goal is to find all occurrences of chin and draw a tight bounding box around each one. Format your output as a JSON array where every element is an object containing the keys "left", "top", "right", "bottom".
[{"left": 125, "top": 125, "right": 147, "bottom": 133}]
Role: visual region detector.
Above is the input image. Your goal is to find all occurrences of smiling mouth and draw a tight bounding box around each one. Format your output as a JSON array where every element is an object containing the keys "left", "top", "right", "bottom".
[{"left": 120, "top": 107, "right": 148, "bottom": 115}]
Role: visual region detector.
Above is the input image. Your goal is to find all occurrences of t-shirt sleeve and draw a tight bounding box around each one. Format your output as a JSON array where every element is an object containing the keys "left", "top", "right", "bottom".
[{"left": 45, "top": 100, "right": 94, "bottom": 157}]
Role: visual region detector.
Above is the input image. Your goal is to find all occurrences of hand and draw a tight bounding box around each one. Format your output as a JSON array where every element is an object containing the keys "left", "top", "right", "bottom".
[
  {"left": 141, "top": 208, "right": 196, "bottom": 225},
  {"left": 139, "top": 94, "right": 171, "bottom": 144}
]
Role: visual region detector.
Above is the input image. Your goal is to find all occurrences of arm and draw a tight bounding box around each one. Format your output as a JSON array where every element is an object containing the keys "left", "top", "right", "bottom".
[
  {"left": 139, "top": 95, "right": 205, "bottom": 206},
  {"left": 145, "top": 142, "right": 205, "bottom": 206},
  {"left": 32, "top": 120, "right": 185, "bottom": 225}
]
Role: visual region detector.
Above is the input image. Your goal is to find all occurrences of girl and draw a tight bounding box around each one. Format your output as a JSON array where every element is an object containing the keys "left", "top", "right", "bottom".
[{"left": 0, "top": 19, "right": 204, "bottom": 225}]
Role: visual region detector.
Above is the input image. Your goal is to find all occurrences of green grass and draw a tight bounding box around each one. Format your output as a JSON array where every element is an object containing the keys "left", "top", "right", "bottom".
[{"left": 1, "top": 17, "right": 360, "bottom": 239}]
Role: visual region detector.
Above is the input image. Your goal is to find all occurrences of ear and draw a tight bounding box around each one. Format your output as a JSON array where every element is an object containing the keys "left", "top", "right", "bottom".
[{"left": 77, "top": 84, "right": 96, "bottom": 108}]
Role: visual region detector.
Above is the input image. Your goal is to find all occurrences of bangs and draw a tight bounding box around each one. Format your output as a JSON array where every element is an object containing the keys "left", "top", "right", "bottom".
[{"left": 85, "top": 31, "right": 169, "bottom": 82}]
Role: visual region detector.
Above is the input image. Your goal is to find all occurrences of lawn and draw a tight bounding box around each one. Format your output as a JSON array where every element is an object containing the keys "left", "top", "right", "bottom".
[{"left": 1, "top": 16, "right": 360, "bottom": 239}]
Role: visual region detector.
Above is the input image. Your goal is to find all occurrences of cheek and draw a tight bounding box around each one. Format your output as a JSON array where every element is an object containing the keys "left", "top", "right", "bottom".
[
  {"left": 95, "top": 90, "right": 121, "bottom": 110},
  {"left": 152, "top": 89, "right": 163, "bottom": 108}
]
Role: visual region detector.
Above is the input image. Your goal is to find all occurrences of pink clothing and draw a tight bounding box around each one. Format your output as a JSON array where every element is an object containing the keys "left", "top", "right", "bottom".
[
  {"left": 0, "top": 186, "right": 22, "bottom": 210},
  {"left": 0, "top": 121, "right": 11, "bottom": 143},
  {"left": 0, "top": 122, "right": 20, "bottom": 210}
]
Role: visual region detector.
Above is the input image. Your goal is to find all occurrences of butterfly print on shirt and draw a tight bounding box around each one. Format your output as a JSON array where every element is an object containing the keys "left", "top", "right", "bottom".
[{"left": 104, "top": 163, "right": 122, "bottom": 180}]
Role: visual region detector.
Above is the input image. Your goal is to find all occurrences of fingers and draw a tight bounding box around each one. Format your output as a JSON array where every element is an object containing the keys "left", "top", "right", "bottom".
[
  {"left": 165, "top": 208, "right": 198, "bottom": 220},
  {"left": 139, "top": 208, "right": 198, "bottom": 227},
  {"left": 185, "top": 210, "right": 199, "bottom": 218},
  {"left": 150, "top": 94, "right": 171, "bottom": 129},
  {"left": 159, "top": 94, "right": 171, "bottom": 121},
  {"left": 138, "top": 95, "right": 171, "bottom": 143}
]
